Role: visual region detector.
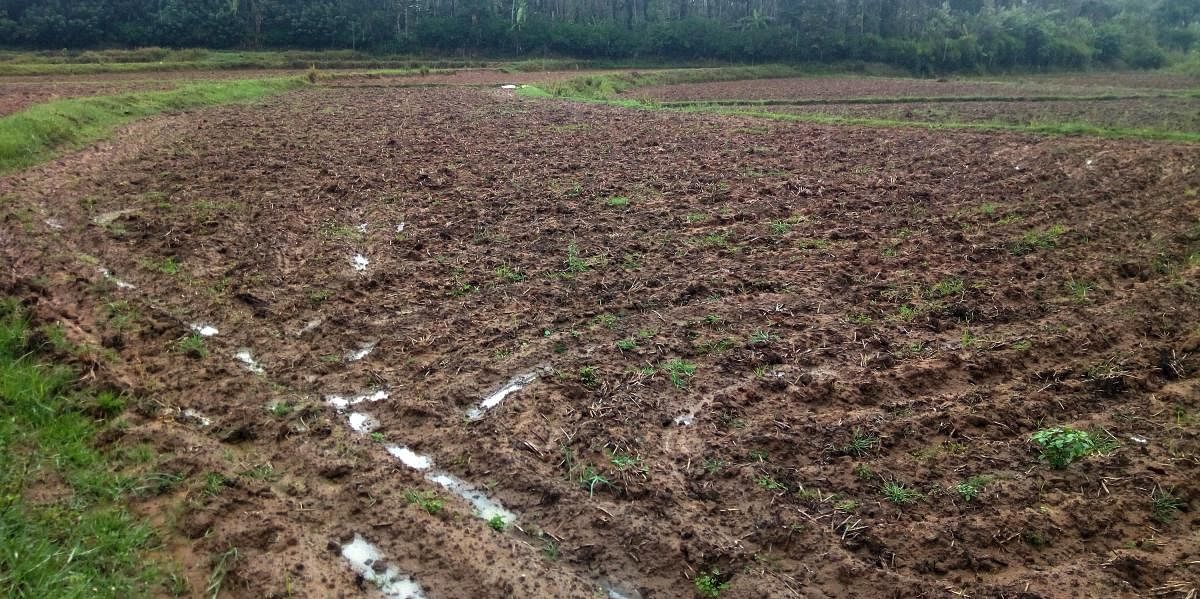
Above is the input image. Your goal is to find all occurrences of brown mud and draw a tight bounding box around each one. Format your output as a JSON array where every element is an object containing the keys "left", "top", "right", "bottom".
[{"left": 1, "top": 81, "right": 1198, "bottom": 598}]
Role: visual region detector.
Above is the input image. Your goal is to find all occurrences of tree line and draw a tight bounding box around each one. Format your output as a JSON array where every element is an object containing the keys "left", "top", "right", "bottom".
[{"left": 1, "top": 0, "right": 1195, "bottom": 71}]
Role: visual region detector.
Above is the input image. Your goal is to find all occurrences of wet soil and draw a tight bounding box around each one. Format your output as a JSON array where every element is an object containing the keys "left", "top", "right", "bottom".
[{"left": 1, "top": 81, "right": 1199, "bottom": 599}]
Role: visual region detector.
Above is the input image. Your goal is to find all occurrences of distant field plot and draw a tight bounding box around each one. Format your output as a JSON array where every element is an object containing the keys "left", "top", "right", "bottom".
[
  {"left": 631, "top": 73, "right": 1200, "bottom": 102},
  {"left": 754, "top": 96, "right": 1200, "bottom": 135}
]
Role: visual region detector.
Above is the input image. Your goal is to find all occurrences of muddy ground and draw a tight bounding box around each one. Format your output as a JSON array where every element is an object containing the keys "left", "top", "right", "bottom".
[
  {"left": 633, "top": 73, "right": 1199, "bottom": 102},
  {"left": 1, "top": 78, "right": 1198, "bottom": 599},
  {"left": 755, "top": 96, "right": 1200, "bottom": 134}
]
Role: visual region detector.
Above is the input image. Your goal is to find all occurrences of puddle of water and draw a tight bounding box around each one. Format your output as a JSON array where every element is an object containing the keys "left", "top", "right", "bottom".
[
  {"left": 395, "top": 222, "right": 406, "bottom": 233},
  {"left": 386, "top": 445, "right": 433, "bottom": 470},
  {"left": 673, "top": 413, "right": 695, "bottom": 426},
  {"left": 179, "top": 408, "right": 212, "bottom": 427},
  {"left": 340, "top": 534, "right": 426, "bottom": 599},
  {"left": 92, "top": 208, "right": 136, "bottom": 227},
  {"left": 348, "top": 412, "right": 380, "bottom": 433},
  {"left": 326, "top": 390, "right": 389, "bottom": 410},
  {"left": 45, "top": 218, "right": 64, "bottom": 230},
  {"left": 234, "top": 349, "right": 265, "bottom": 374},
  {"left": 98, "top": 267, "right": 135, "bottom": 289},
  {"left": 297, "top": 318, "right": 323, "bottom": 336},
  {"left": 601, "top": 580, "right": 642, "bottom": 599},
  {"left": 190, "top": 324, "right": 219, "bottom": 337},
  {"left": 466, "top": 371, "right": 538, "bottom": 421},
  {"left": 501, "top": 84, "right": 517, "bottom": 89},
  {"left": 353, "top": 254, "right": 370, "bottom": 272},
  {"left": 386, "top": 445, "right": 516, "bottom": 524},
  {"left": 1129, "top": 434, "right": 1148, "bottom": 444},
  {"left": 427, "top": 472, "right": 517, "bottom": 523},
  {"left": 345, "top": 340, "right": 377, "bottom": 362},
  {"left": 357, "top": 222, "right": 369, "bottom": 234}
]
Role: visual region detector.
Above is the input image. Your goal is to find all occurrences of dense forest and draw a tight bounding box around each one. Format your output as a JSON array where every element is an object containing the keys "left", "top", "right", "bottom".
[{"left": 0, "top": 0, "right": 1196, "bottom": 71}]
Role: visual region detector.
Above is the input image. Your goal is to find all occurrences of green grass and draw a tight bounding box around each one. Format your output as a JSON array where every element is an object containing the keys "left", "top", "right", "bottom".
[
  {"left": 522, "top": 65, "right": 801, "bottom": 101},
  {"left": 880, "top": 481, "right": 922, "bottom": 505},
  {"left": 0, "top": 77, "right": 309, "bottom": 174},
  {"left": 0, "top": 299, "right": 166, "bottom": 596}
]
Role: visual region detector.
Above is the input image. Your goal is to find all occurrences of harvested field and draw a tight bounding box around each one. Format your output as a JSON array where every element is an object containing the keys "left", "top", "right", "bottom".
[
  {"left": 756, "top": 96, "right": 1200, "bottom": 134},
  {"left": 633, "top": 74, "right": 1199, "bottom": 102},
  {"left": 2, "top": 77, "right": 1199, "bottom": 599}
]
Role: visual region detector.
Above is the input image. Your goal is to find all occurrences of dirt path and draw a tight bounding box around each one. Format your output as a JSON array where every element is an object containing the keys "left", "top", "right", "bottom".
[{"left": 1, "top": 81, "right": 1198, "bottom": 598}]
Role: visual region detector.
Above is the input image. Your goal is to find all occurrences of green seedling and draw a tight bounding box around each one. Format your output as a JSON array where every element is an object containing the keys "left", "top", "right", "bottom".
[
  {"left": 1031, "top": 426, "right": 1096, "bottom": 469},
  {"left": 694, "top": 569, "right": 729, "bottom": 598},
  {"left": 953, "top": 475, "right": 992, "bottom": 502},
  {"left": 880, "top": 481, "right": 921, "bottom": 504},
  {"left": 1150, "top": 487, "right": 1184, "bottom": 523},
  {"left": 842, "top": 429, "right": 878, "bottom": 456},
  {"left": 488, "top": 515, "right": 507, "bottom": 531},
  {"left": 663, "top": 358, "right": 697, "bottom": 389}
]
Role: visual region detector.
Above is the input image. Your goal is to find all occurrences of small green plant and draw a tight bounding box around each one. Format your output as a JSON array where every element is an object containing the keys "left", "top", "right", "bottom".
[
  {"left": 1150, "top": 487, "right": 1184, "bottom": 523},
  {"left": 541, "top": 538, "right": 560, "bottom": 560},
  {"left": 488, "top": 515, "right": 507, "bottom": 531},
  {"left": 144, "top": 256, "right": 180, "bottom": 275},
  {"left": 176, "top": 333, "right": 207, "bottom": 358},
  {"left": 694, "top": 569, "right": 729, "bottom": 598},
  {"left": 979, "top": 203, "right": 998, "bottom": 215},
  {"left": 616, "top": 338, "right": 637, "bottom": 351},
  {"left": 748, "top": 449, "right": 768, "bottom": 462},
  {"left": 268, "top": 401, "right": 293, "bottom": 417},
  {"left": 756, "top": 475, "right": 785, "bottom": 491},
  {"left": 307, "top": 288, "right": 332, "bottom": 305},
  {"left": 931, "top": 277, "right": 964, "bottom": 297},
  {"left": 201, "top": 472, "right": 226, "bottom": 497},
  {"left": 565, "top": 242, "right": 589, "bottom": 273},
  {"left": 578, "top": 365, "right": 600, "bottom": 388},
  {"left": 1031, "top": 426, "right": 1097, "bottom": 469},
  {"left": 610, "top": 452, "right": 645, "bottom": 473},
  {"left": 1011, "top": 224, "right": 1067, "bottom": 255},
  {"left": 1066, "top": 279, "right": 1093, "bottom": 303},
  {"left": 853, "top": 463, "right": 876, "bottom": 481},
  {"left": 495, "top": 265, "right": 524, "bottom": 282},
  {"left": 842, "top": 429, "right": 878, "bottom": 456},
  {"left": 663, "top": 358, "right": 697, "bottom": 389},
  {"left": 451, "top": 281, "right": 479, "bottom": 297},
  {"left": 605, "top": 196, "right": 630, "bottom": 208},
  {"left": 703, "top": 458, "right": 725, "bottom": 474},
  {"left": 834, "top": 499, "right": 859, "bottom": 512},
  {"left": 404, "top": 489, "right": 443, "bottom": 515},
  {"left": 748, "top": 329, "right": 777, "bottom": 345},
  {"left": 703, "top": 313, "right": 722, "bottom": 326},
  {"left": 685, "top": 212, "right": 706, "bottom": 223},
  {"left": 93, "top": 390, "right": 126, "bottom": 417},
  {"left": 594, "top": 313, "right": 617, "bottom": 328},
  {"left": 846, "top": 313, "right": 872, "bottom": 325},
  {"left": 769, "top": 220, "right": 790, "bottom": 235},
  {"left": 953, "top": 475, "right": 992, "bottom": 502},
  {"left": 880, "top": 481, "right": 921, "bottom": 505},
  {"left": 579, "top": 466, "right": 612, "bottom": 497}
]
